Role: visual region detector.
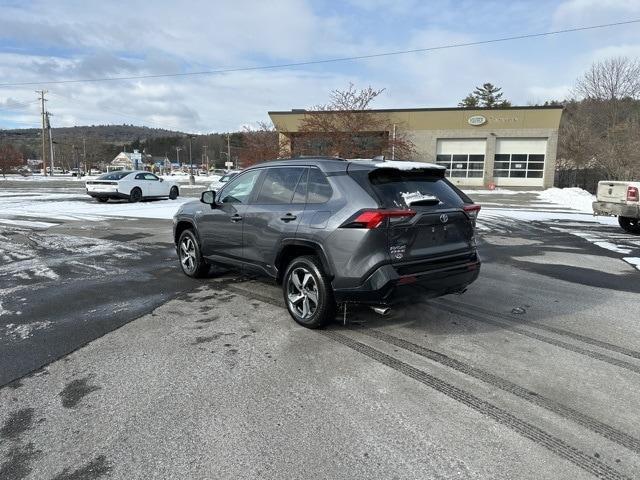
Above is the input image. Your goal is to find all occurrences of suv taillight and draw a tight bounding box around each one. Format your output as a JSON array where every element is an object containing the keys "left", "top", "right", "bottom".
[
  {"left": 342, "top": 209, "right": 416, "bottom": 229},
  {"left": 627, "top": 186, "right": 639, "bottom": 202},
  {"left": 463, "top": 204, "right": 481, "bottom": 219}
]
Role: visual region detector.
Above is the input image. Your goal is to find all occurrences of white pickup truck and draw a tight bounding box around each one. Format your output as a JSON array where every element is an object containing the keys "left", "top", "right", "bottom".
[{"left": 592, "top": 181, "right": 640, "bottom": 234}]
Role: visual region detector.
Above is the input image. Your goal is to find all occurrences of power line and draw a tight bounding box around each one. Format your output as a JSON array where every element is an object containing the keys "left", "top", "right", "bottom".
[{"left": 0, "top": 19, "right": 638, "bottom": 88}]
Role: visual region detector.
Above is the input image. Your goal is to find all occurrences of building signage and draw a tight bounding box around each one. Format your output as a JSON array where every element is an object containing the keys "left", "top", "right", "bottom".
[{"left": 467, "top": 115, "right": 487, "bottom": 126}]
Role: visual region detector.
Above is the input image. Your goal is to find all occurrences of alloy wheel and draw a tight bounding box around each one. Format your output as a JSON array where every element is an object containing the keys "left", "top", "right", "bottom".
[
  {"left": 286, "top": 267, "right": 319, "bottom": 319},
  {"left": 180, "top": 236, "right": 197, "bottom": 274}
]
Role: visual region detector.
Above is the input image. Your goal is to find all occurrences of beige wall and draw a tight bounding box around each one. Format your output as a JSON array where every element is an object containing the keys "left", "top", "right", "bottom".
[{"left": 269, "top": 107, "right": 563, "bottom": 189}]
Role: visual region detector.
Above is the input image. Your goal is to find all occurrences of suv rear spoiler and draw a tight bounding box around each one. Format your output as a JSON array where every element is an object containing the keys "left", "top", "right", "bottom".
[{"left": 347, "top": 160, "right": 446, "bottom": 178}]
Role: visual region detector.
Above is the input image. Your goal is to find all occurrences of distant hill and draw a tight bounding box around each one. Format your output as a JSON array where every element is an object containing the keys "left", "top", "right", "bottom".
[{"left": 0, "top": 124, "right": 186, "bottom": 147}]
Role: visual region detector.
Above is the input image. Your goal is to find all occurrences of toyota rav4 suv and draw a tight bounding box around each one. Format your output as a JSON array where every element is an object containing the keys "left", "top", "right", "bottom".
[{"left": 173, "top": 158, "right": 481, "bottom": 328}]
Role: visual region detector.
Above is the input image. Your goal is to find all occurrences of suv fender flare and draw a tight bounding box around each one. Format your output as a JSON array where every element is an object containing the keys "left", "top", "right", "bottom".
[
  {"left": 174, "top": 218, "right": 201, "bottom": 246},
  {"left": 276, "top": 239, "right": 334, "bottom": 280}
]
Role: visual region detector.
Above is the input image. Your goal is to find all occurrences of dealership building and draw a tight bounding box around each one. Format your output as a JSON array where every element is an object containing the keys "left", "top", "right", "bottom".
[{"left": 269, "top": 106, "right": 563, "bottom": 188}]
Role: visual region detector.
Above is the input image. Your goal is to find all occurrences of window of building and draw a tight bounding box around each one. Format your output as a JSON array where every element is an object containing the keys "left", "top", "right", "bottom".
[
  {"left": 436, "top": 139, "right": 486, "bottom": 179},
  {"left": 493, "top": 139, "right": 547, "bottom": 179}
]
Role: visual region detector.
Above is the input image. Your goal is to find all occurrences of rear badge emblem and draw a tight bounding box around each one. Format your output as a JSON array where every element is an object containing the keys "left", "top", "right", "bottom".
[
  {"left": 390, "top": 245, "right": 406, "bottom": 260},
  {"left": 440, "top": 214, "right": 449, "bottom": 224}
]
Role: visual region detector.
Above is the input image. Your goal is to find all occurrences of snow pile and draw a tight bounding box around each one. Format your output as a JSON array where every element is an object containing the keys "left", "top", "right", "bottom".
[{"left": 537, "top": 188, "right": 595, "bottom": 213}]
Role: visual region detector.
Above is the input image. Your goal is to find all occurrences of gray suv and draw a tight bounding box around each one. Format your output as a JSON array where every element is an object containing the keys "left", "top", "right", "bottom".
[{"left": 173, "top": 158, "right": 480, "bottom": 328}]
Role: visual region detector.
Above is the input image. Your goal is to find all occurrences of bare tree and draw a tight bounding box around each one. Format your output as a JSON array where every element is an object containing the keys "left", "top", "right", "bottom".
[
  {"left": 240, "top": 122, "right": 287, "bottom": 166},
  {"left": 574, "top": 57, "right": 640, "bottom": 101},
  {"left": 0, "top": 143, "right": 24, "bottom": 178},
  {"left": 296, "top": 83, "right": 415, "bottom": 159},
  {"left": 558, "top": 57, "right": 640, "bottom": 182}
]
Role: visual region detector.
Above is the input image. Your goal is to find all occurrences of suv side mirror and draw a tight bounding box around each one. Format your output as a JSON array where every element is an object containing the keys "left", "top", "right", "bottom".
[{"left": 201, "top": 190, "right": 216, "bottom": 208}]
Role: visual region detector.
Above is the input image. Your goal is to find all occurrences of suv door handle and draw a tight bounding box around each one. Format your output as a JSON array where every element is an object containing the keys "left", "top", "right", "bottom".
[
  {"left": 280, "top": 213, "right": 297, "bottom": 222},
  {"left": 230, "top": 214, "right": 243, "bottom": 222}
]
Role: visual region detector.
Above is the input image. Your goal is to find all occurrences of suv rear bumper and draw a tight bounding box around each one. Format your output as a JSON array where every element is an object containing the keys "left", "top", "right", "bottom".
[
  {"left": 593, "top": 201, "right": 640, "bottom": 218},
  {"left": 333, "top": 255, "right": 481, "bottom": 305}
]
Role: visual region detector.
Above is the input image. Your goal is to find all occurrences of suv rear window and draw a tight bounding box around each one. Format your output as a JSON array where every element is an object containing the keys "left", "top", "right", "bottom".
[{"left": 355, "top": 168, "right": 465, "bottom": 209}]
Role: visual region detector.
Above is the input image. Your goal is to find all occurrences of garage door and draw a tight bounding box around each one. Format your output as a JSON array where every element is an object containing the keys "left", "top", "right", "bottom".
[
  {"left": 436, "top": 139, "right": 486, "bottom": 179},
  {"left": 494, "top": 138, "right": 547, "bottom": 180}
]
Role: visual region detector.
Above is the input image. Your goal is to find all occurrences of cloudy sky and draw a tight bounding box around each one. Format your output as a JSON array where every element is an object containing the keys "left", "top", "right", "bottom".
[{"left": 0, "top": 0, "right": 639, "bottom": 133}]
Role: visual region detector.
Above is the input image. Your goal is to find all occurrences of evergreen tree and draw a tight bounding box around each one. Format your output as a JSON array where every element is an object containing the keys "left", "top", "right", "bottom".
[
  {"left": 458, "top": 94, "right": 479, "bottom": 108},
  {"left": 459, "top": 83, "right": 511, "bottom": 108},
  {"left": 472, "top": 83, "right": 511, "bottom": 107}
]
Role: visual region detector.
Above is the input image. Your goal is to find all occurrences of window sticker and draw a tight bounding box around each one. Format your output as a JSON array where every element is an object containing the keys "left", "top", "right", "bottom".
[{"left": 401, "top": 191, "right": 439, "bottom": 206}]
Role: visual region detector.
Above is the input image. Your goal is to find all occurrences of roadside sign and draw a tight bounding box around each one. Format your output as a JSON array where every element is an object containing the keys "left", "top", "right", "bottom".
[{"left": 224, "top": 161, "right": 234, "bottom": 168}]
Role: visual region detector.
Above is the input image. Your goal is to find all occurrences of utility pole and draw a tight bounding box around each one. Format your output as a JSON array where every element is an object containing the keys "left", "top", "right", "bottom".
[
  {"left": 175, "top": 146, "right": 182, "bottom": 167},
  {"left": 227, "top": 133, "right": 232, "bottom": 170},
  {"left": 36, "top": 90, "right": 48, "bottom": 175},
  {"left": 188, "top": 136, "right": 195, "bottom": 185},
  {"left": 82, "top": 137, "right": 87, "bottom": 176},
  {"left": 46, "top": 111, "right": 55, "bottom": 175},
  {"left": 202, "top": 145, "right": 208, "bottom": 174}
]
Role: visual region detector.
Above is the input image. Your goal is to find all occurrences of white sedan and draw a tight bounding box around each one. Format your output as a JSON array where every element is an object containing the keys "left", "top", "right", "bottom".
[{"left": 86, "top": 170, "right": 180, "bottom": 203}]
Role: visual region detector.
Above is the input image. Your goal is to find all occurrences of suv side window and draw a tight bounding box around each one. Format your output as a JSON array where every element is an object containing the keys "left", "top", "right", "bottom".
[
  {"left": 292, "top": 168, "right": 308, "bottom": 204},
  {"left": 218, "top": 170, "right": 261, "bottom": 204},
  {"left": 255, "top": 167, "right": 305, "bottom": 205},
  {"left": 306, "top": 167, "right": 332, "bottom": 204}
]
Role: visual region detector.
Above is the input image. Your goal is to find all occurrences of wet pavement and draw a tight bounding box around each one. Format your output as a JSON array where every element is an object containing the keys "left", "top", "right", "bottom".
[{"left": 1, "top": 182, "right": 640, "bottom": 479}]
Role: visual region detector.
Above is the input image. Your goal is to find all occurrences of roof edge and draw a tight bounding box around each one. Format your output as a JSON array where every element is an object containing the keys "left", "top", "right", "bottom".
[{"left": 268, "top": 105, "right": 563, "bottom": 115}]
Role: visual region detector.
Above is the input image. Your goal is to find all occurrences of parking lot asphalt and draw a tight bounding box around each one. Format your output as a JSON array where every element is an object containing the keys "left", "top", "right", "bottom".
[{"left": 1, "top": 183, "right": 640, "bottom": 479}]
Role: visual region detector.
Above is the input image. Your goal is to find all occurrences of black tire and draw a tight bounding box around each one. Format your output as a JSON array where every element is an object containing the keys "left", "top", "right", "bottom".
[
  {"left": 169, "top": 186, "right": 179, "bottom": 200},
  {"left": 619, "top": 216, "right": 640, "bottom": 234},
  {"left": 283, "top": 255, "right": 336, "bottom": 329},
  {"left": 177, "top": 229, "right": 210, "bottom": 278},
  {"left": 96, "top": 197, "right": 108, "bottom": 203},
  {"left": 129, "top": 187, "right": 142, "bottom": 203}
]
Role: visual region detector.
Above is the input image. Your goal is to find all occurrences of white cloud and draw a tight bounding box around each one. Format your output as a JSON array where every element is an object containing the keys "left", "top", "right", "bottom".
[
  {"left": 588, "top": 43, "right": 640, "bottom": 61},
  {"left": 553, "top": 0, "right": 640, "bottom": 26},
  {"left": 2, "top": 0, "right": 640, "bottom": 132}
]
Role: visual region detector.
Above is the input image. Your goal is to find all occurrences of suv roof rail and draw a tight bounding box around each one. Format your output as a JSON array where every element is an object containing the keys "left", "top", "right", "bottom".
[{"left": 285, "top": 156, "right": 347, "bottom": 161}]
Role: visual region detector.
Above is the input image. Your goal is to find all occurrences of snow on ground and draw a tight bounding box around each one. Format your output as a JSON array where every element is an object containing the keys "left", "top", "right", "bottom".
[
  {"left": 623, "top": 257, "right": 640, "bottom": 271},
  {"left": 0, "top": 227, "right": 150, "bottom": 295},
  {"left": 479, "top": 208, "right": 617, "bottom": 225},
  {"left": 537, "top": 187, "right": 595, "bottom": 213},
  {"left": 474, "top": 187, "right": 640, "bottom": 272},
  {"left": 0, "top": 190, "right": 192, "bottom": 221},
  {"left": 464, "top": 189, "right": 538, "bottom": 195},
  {"left": 0, "top": 174, "right": 99, "bottom": 182},
  {"left": 0, "top": 219, "right": 59, "bottom": 229},
  {"left": 3, "top": 321, "right": 52, "bottom": 340}
]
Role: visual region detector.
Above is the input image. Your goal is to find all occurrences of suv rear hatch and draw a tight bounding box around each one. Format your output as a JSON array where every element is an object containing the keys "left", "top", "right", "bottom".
[{"left": 348, "top": 163, "right": 477, "bottom": 269}]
